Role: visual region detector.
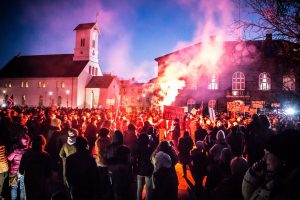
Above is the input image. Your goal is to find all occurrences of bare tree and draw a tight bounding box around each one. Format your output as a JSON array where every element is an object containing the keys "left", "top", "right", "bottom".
[{"left": 235, "top": 0, "right": 300, "bottom": 42}]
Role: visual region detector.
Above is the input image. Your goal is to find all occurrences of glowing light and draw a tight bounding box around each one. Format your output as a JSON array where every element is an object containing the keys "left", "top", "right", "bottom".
[
  {"left": 1, "top": 103, "right": 6, "bottom": 108},
  {"left": 49, "top": 91, "right": 53, "bottom": 96},
  {"left": 285, "top": 107, "right": 296, "bottom": 115}
]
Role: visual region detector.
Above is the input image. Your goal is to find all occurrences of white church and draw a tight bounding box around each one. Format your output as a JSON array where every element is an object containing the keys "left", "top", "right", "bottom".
[{"left": 0, "top": 22, "right": 120, "bottom": 109}]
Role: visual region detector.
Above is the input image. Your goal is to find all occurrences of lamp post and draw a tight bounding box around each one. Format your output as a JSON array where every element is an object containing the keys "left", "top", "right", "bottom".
[
  {"left": 2, "top": 90, "right": 6, "bottom": 104},
  {"left": 49, "top": 91, "right": 53, "bottom": 106}
]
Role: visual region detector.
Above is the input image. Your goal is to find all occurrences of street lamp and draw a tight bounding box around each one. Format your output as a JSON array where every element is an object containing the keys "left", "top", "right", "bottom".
[
  {"left": 66, "top": 90, "right": 70, "bottom": 107},
  {"left": 49, "top": 91, "right": 53, "bottom": 106},
  {"left": 2, "top": 90, "right": 6, "bottom": 104}
]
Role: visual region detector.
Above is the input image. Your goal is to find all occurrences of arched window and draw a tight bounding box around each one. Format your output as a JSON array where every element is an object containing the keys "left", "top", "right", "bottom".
[
  {"left": 89, "top": 66, "right": 91, "bottom": 74},
  {"left": 95, "top": 68, "right": 98, "bottom": 76},
  {"left": 232, "top": 72, "right": 245, "bottom": 90},
  {"left": 259, "top": 72, "right": 271, "bottom": 90},
  {"left": 208, "top": 73, "right": 218, "bottom": 90},
  {"left": 283, "top": 74, "right": 295, "bottom": 91}
]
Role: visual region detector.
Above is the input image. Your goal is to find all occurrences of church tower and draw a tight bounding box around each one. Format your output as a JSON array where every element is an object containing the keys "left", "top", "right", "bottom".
[{"left": 73, "top": 22, "right": 99, "bottom": 63}]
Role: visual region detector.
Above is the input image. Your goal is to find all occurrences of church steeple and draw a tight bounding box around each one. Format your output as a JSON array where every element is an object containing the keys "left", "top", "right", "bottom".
[{"left": 73, "top": 22, "right": 99, "bottom": 63}]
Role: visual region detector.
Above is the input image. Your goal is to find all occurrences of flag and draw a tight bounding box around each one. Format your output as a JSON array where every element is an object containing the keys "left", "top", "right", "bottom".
[{"left": 6, "top": 95, "right": 14, "bottom": 108}]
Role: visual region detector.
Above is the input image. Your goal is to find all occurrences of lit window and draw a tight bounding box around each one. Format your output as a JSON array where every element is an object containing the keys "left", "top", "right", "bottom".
[
  {"left": 208, "top": 74, "right": 218, "bottom": 90},
  {"left": 259, "top": 72, "right": 271, "bottom": 90},
  {"left": 21, "top": 81, "right": 24, "bottom": 88},
  {"left": 232, "top": 72, "right": 245, "bottom": 90},
  {"left": 42, "top": 82, "right": 46, "bottom": 88},
  {"left": 38, "top": 81, "right": 42, "bottom": 88},
  {"left": 283, "top": 74, "right": 295, "bottom": 91},
  {"left": 8, "top": 82, "right": 12, "bottom": 88},
  {"left": 61, "top": 81, "right": 65, "bottom": 88},
  {"left": 25, "top": 81, "right": 29, "bottom": 88}
]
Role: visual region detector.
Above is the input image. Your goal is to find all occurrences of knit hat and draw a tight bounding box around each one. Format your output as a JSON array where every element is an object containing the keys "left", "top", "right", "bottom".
[
  {"left": 264, "top": 129, "right": 300, "bottom": 168},
  {"left": 154, "top": 151, "right": 172, "bottom": 171},
  {"left": 98, "top": 127, "right": 110, "bottom": 138},
  {"left": 68, "top": 128, "right": 78, "bottom": 138},
  {"left": 216, "top": 130, "right": 225, "bottom": 141}
]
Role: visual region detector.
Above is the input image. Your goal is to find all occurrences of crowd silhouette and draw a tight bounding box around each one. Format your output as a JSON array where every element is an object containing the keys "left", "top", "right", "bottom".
[{"left": 0, "top": 106, "right": 299, "bottom": 200}]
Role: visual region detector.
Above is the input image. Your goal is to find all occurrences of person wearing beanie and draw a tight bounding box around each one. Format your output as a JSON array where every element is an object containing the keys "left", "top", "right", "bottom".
[
  {"left": 242, "top": 129, "right": 300, "bottom": 200},
  {"left": 66, "top": 136, "right": 99, "bottom": 200},
  {"left": 209, "top": 130, "right": 231, "bottom": 163},
  {"left": 19, "top": 135, "right": 52, "bottom": 200},
  {"left": 152, "top": 151, "right": 178, "bottom": 200},
  {"left": 59, "top": 128, "right": 78, "bottom": 187}
]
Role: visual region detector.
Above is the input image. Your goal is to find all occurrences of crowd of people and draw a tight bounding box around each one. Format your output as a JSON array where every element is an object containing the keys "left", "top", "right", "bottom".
[{"left": 0, "top": 106, "right": 299, "bottom": 200}]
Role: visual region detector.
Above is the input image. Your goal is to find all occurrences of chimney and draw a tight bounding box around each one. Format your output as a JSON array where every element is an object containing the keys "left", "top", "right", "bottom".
[{"left": 265, "top": 33, "right": 272, "bottom": 41}]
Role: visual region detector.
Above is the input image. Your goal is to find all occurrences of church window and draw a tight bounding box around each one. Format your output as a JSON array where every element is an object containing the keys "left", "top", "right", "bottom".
[
  {"left": 89, "top": 66, "right": 91, "bottom": 74},
  {"left": 259, "top": 72, "right": 271, "bottom": 90},
  {"left": 283, "top": 74, "right": 295, "bottom": 91},
  {"left": 232, "top": 72, "right": 245, "bottom": 90},
  {"left": 95, "top": 68, "right": 98, "bottom": 76},
  {"left": 21, "top": 81, "right": 24, "bottom": 88},
  {"left": 92, "top": 31, "right": 96, "bottom": 48},
  {"left": 38, "top": 81, "right": 42, "bottom": 88},
  {"left": 208, "top": 73, "right": 218, "bottom": 90},
  {"left": 80, "top": 38, "right": 85, "bottom": 47}
]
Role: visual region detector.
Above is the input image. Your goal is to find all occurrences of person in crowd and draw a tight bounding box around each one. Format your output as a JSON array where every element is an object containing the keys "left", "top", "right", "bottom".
[
  {"left": 190, "top": 140, "right": 208, "bottom": 199},
  {"left": 106, "top": 130, "right": 124, "bottom": 161},
  {"left": 170, "top": 118, "right": 180, "bottom": 149},
  {"left": 94, "top": 127, "right": 113, "bottom": 200},
  {"left": 178, "top": 131, "right": 194, "bottom": 177},
  {"left": 194, "top": 122, "right": 208, "bottom": 142},
  {"left": 19, "top": 135, "right": 52, "bottom": 200},
  {"left": 66, "top": 136, "right": 99, "bottom": 200},
  {"left": 7, "top": 134, "right": 30, "bottom": 200},
  {"left": 242, "top": 129, "right": 300, "bottom": 200},
  {"left": 84, "top": 117, "right": 98, "bottom": 154},
  {"left": 205, "top": 147, "right": 233, "bottom": 192},
  {"left": 146, "top": 126, "right": 159, "bottom": 150},
  {"left": 136, "top": 134, "right": 154, "bottom": 200},
  {"left": 59, "top": 128, "right": 78, "bottom": 187},
  {"left": 209, "top": 130, "right": 231, "bottom": 163},
  {"left": 210, "top": 156, "right": 248, "bottom": 200},
  {"left": 0, "top": 139, "right": 9, "bottom": 200},
  {"left": 226, "top": 125, "right": 245, "bottom": 157},
  {"left": 152, "top": 151, "right": 178, "bottom": 200},
  {"left": 108, "top": 145, "right": 133, "bottom": 200},
  {"left": 152, "top": 140, "right": 179, "bottom": 199}
]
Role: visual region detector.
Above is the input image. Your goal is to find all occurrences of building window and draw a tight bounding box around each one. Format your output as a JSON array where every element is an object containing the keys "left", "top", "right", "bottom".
[
  {"left": 42, "top": 82, "right": 46, "bottom": 88},
  {"left": 259, "top": 72, "right": 271, "bottom": 90},
  {"left": 7, "top": 82, "right": 12, "bottom": 88},
  {"left": 232, "top": 72, "right": 245, "bottom": 90},
  {"left": 92, "top": 31, "right": 96, "bottom": 48},
  {"left": 56, "top": 81, "right": 60, "bottom": 88},
  {"left": 95, "top": 68, "right": 98, "bottom": 76},
  {"left": 39, "top": 95, "right": 43, "bottom": 107},
  {"left": 25, "top": 81, "right": 28, "bottom": 88},
  {"left": 38, "top": 81, "right": 42, "bottom": 88},
  {"left": 61, "top": 81, "right": 65, "bottom": 88},
  {"left": 21, "top": 81, "right": 24, "bottom": 88},
  {"left": 80, "top": 38, "right": 85, "bottom": 47},
  {"left": 208, "top": 74, "right": 218, "bottom": 90},
  {"left": 283, "top": 74, "right": 295, "bottom": 91},
  {"left": 92, "top": 67, "right": 95, "bottom": 76},
  {"left": 89, "top": 66, "right": 91, "bottom": 74}
]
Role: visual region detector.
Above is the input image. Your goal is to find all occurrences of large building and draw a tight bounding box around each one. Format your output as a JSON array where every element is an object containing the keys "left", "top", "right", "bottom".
[
  {"left": 0, "top": 22, "right": 120, "bottom": 109},
  {"left": 155, "top": 34, "right": 300, "bottom": 113}
]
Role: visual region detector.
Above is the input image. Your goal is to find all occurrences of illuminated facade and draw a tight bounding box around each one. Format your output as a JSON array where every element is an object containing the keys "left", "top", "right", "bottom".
[
  {"left": 0, "top": 22, "right": 121, "bottom": 108},
  {"left": 155, "top": 34, "right": 300, "bottom": 113}
]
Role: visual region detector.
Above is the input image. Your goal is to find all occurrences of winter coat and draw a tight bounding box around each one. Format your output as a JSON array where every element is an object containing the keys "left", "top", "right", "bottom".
[
  {"left": 19, "top": 149, "right": 52, "bottom": 200},
  {"left": 178, "top": 135, "right": 194, "bottom": 165},
  {"left": 152, "top": 167, "right": 178, "bottom": 200},
  {"left": 7, "top": 148, "right": 26, "bottom": 174},
  {"left": 66, "top": 150, "right": 99, "bottom": 200}
]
